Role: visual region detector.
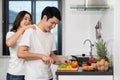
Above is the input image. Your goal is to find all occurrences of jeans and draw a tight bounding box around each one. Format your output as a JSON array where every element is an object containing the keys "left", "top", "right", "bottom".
[
  {"left": 7, "top": 73, "right": 25, "bottom": 80},
  {"left": 49, "top": 78, "right": 53, "bottom": 80}
]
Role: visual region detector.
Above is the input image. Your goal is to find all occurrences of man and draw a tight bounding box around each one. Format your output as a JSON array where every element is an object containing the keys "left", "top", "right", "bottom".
[{"left": 17, "top": 6, "right": 70, "bottom": 80}]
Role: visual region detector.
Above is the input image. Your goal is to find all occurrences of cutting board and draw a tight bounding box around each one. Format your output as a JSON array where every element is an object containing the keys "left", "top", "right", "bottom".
[{"left": 57, "top": 67, "right": 79, "bottom": 71}]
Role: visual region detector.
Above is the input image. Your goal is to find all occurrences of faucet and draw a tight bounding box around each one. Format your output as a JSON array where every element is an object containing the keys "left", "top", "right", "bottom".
[{"left": 83, "top": 39, "right": 94, "bottom": 57}]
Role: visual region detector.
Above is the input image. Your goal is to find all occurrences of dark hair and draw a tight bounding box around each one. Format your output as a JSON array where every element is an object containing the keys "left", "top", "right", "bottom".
[
  {"left": 10, "top": 11, "right": 32, "bottom": 32},
  {"left": 41, "top": 6, "right": 61, "bottom": 21}
]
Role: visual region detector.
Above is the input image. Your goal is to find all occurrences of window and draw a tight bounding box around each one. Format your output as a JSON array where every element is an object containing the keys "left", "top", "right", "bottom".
[{"left": 2, "top": 0, "right": 62, "bottom": 55}]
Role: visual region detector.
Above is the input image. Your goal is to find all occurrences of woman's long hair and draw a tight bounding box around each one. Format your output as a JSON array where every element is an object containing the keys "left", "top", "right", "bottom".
[{"left": 10, "top": 11, "right": 32, "bottom": 32}]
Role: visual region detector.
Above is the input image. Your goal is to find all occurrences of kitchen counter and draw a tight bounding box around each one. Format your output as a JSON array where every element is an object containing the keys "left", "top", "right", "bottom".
[
  {"left": 55, "top": 67, "right": 113, "bottom": 80},
  {"left": 56, "top": 67, "right": 113, "bottom": 75}
]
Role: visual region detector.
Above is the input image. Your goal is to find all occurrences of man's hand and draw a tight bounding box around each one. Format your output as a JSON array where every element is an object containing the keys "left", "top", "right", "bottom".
[
  {"left": 59, "top": 57, "right": 71, "bottom": 64},
  {"left": 41, "top": 54, "right": 54, "bottom": 64}
]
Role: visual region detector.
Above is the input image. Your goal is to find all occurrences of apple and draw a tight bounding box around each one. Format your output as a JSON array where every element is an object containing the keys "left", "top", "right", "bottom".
[{"left": 87, "top": 61, "right": 92, "bottom": 66}]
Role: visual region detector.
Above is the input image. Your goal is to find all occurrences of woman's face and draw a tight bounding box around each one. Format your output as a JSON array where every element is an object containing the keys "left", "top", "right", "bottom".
[{"left": 20, "top": 13, "right": 31, "bottom": 28}]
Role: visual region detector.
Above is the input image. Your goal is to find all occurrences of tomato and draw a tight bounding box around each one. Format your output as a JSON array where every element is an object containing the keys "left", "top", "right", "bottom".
[
  {"left": 72, "top": 64, "right": 78, "bottom": 68},
  {"left": 89, "top": 57, "right": 96, "bottom": 63},
  {"left": 71, "top": 61, "right": 78, "bottom": 68}
]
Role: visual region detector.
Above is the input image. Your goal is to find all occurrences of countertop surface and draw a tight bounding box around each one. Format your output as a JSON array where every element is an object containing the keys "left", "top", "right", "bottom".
[{"left": 56, "top": 67, "right": 113, "bottom": 75}]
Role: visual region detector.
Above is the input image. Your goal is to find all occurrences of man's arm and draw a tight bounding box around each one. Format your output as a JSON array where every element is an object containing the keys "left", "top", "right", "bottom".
[
  {"left": 17, "top": 46, "right": 54, "bottom": 64},
  {"left": 17, "top": 46, "right": 42, "bottom": 60}
]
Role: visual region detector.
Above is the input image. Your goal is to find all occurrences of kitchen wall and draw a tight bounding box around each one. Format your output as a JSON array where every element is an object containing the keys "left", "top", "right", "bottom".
[
  {"left": 0, "top": 0, "right": 2, "bottom": 55},
  {"left": 62, "top": 0, "right": 114, "bottom": 56},
  {"left": 0, "top": 1, "right": 11, "bottom": 80},
  {"left": 0, "top": 1, "right": 8, "bottom": 80},
  {"left": 113, "top": 0, "right": 120, "bottom": 79},
  {"left": 90, "top": 10, "right": 114, "bottom": 56},
  {"left": 0, "top": 58, "right": 9, "bottom": 80},
  {"left": 62, "top": 0, "right": 90, "bottom": 56}
]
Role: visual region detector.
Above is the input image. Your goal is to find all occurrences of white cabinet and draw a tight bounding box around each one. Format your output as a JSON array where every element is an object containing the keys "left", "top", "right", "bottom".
[
  {"left": 56, "top": 67, "right": 113, "bottom": 80},
  {"left": 58, "top": 75, "right": 113, "bottom": 80}
]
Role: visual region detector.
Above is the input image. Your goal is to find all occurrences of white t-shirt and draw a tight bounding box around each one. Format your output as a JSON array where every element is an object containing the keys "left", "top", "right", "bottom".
[
  {"left": 6, "top": 32, "right": 25, "bottom": 75},
  {"left": 19, "top": 24, "right": 56, "bottom": 80}
]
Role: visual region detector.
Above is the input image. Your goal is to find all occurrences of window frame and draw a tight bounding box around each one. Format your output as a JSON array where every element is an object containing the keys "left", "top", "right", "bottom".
[{"left": 2, "top": 0, "right": 62, "bottom": 55}]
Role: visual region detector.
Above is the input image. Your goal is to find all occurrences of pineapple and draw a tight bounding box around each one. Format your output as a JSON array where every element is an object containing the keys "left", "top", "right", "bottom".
[{"left": 95, "top": 39, "right": 109, "bottom": 62}]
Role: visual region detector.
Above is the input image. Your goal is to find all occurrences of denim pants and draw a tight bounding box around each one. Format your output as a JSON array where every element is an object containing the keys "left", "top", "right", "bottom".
[
  {"left": 7, "top": 73, "right": 25, "bottom": 80},
  {"left": 49, "top": 78, "right": 53, "bottom": 80}
]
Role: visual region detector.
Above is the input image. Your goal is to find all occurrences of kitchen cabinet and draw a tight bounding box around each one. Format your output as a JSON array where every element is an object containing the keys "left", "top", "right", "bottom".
[
  {"left": 56, "top": 67, "right": 113, "bottom": 80},
  {"left": 58, "top": 75, "right": 112, "bottom": 80}
]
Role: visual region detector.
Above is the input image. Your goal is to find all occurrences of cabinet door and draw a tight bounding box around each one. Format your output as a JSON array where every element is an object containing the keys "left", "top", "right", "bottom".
[{"left": 58, "top": 75, "right": 113, "bottom": 80}]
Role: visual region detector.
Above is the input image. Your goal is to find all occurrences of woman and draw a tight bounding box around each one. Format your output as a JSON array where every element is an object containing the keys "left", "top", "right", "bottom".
[{"left": 6, "top": 10, "right": 35, "bottom": 80}]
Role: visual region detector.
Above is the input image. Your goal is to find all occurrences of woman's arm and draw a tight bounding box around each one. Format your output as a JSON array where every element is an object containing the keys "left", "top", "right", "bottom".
[
  {"left": 6, "top": 25, "right": 35, "bottom": 47},
  {"left": 6, "top": 28, "right": 25, "bottom": 47}
]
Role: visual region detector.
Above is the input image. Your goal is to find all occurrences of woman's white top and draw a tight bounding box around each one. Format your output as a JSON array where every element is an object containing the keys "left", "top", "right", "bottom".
[{"left": 6, "top": 32, "right": 25, "bottom": 75}]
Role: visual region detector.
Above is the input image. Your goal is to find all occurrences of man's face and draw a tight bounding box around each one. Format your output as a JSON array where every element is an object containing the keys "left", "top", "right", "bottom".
[{"left": 43, "top": 16, "right": 59, "bottom": 32}]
